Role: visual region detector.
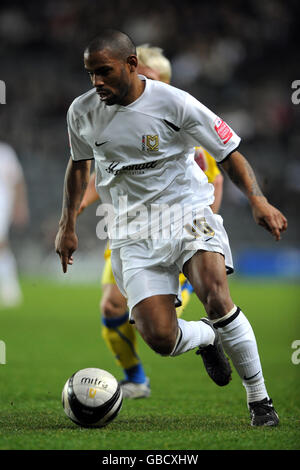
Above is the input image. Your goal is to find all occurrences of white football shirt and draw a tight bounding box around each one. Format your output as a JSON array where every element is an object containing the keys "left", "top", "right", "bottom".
[{"left": 67, "top": 76, "right": 241, "bottom": 247}]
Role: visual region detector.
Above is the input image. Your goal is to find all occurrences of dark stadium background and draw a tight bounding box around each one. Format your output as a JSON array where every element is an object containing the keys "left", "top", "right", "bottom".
[{"left": 0, "top": 0, "right": 299, "bottom": 282}]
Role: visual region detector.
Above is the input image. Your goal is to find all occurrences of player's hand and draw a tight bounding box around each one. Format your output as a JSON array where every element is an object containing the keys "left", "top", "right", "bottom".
[
  {"left": 251, "top": 199, "right": 288, "bottom": 241},
  {"left": 55, "top": 227, "right": 78, "bottom": 273}
]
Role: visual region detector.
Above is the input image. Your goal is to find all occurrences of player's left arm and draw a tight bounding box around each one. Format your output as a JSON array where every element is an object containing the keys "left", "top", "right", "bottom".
[
  {"left": 55, "top": 158, "right": 91, "bottom": 272},
  {"left": 220, "top": 150, "right": 287, "bottom": 240}
]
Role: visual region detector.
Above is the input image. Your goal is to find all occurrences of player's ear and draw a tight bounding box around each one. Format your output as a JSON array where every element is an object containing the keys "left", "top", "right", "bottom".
[{"left": 127, "top": 54, "right": 138, "bottom": 71}]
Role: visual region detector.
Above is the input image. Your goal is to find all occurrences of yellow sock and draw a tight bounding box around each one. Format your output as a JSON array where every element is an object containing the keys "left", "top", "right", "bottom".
[
  {"left": 177, "top": 274, "right": 194, "bottom": 318},
  {"left": 176, "top": 286, "right": 191, "bottom": 318},
  {"left": 101, "top": 313, "right": 140, "bottom": 370}
]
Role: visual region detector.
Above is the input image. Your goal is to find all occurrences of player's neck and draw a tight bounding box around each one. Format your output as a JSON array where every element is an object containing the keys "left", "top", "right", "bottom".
[{"left": 120, "top": 76, "right": 145, "bottom": 107}]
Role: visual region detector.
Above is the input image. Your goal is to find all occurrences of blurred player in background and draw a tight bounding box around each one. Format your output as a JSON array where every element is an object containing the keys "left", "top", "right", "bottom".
[
  {"left": 78, "top": 45, "right": 224, "bottom": 398},
  {"left": 0, "top": 141, "right": 29, "bottom": 308}
]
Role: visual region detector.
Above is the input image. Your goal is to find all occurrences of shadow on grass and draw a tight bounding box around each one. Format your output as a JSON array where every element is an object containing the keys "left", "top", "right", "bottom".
[
  {"left": 0, "top": 411, "right": 260, "bottom": 432},
  {"left": 113, "top": 415, "right": 250, "bottom": 432}
]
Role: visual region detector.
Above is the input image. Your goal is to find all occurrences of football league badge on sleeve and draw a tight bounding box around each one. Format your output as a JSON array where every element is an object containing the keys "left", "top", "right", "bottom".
[{"left": 214, "top": 117, "right": 233, "bottom": 144}]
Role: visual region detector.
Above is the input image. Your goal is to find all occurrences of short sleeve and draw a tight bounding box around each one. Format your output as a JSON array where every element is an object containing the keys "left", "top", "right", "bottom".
[
  {"left": 181, "top": 93, "right": 241, "bottom": 163},
  {"left": 67, "top": 106, "right": 94, "bottom": 161}
]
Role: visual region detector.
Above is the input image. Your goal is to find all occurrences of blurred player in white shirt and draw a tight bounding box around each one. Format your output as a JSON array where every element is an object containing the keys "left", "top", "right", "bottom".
[
  {"left": 55, "top": 30, "right": 287, "bottom": 426},
  {"left": 0, "top": 141, "right": 29, "bottom": 307}
]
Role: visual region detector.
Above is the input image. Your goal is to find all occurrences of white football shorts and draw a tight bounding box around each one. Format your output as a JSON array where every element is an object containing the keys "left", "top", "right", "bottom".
[{"left": 110, "top": 207, "right": 233, "bottom": 315}]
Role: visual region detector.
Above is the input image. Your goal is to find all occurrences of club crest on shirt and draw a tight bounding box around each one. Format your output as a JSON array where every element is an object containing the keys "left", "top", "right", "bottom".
[{"left": 142, "top": 134, "right": 159, "bottom": 152}]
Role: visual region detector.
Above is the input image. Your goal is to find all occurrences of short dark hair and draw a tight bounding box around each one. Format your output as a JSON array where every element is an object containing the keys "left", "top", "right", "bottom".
[{"left": 85, "top": 29, "right": 136, "bottom": 61}]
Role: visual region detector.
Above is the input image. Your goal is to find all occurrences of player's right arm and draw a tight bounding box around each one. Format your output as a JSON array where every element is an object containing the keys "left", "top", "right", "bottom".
[
  {"left": 78, "top": 171, "right": 100, "bottom": 215},
  {"left": 56, "top": 100, "right": 95, "bottom": 271},
  {"left": 55, "top": 157, "right": 91, "bottom": 273}
]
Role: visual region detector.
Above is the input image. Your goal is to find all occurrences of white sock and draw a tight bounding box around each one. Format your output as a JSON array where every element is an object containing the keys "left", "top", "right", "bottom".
[
  {"left": 170, "top": 318, "right": 215, "bottom": 356},
  {"left": 214, "top": 307, "right": 269, "bottom": 404}
]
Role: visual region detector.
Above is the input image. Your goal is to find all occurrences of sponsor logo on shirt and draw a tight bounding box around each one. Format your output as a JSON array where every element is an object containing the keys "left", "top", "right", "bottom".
[
  {"left": 142, "top": 134, "right": 159, "bottom": 152},
  {"left": 105, "top": 160, "right": 159, "bottom": 176},
  {"left": 214, "top": 118, "right": 233, "bottom": 144}
]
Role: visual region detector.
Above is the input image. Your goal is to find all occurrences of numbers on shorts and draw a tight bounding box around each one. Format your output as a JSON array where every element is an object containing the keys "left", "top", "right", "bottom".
[{"left": 185, "top": 217, "right": 215, "bottom": 238}]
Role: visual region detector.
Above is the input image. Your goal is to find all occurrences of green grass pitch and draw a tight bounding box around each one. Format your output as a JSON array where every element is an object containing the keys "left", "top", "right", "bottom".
[{"left": 0, "top": 278, "right": 299, "bottom": 450}]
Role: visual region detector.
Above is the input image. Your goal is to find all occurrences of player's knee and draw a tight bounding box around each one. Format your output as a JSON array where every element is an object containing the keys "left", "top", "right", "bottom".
[{"left": 100, "top": 298, "right": 125, "bottom": 319}]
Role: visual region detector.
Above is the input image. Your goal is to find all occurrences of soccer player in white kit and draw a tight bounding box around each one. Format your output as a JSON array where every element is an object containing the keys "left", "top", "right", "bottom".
[
  {"left": 0, "top": 141, "right": 29, "bottom": 307},
  {"left": 55, "top": 30, "right": 287, "bottom": 426}
]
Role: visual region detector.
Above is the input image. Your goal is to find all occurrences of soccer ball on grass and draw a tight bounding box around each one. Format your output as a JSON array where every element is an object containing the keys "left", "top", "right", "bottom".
[{"left": 62, "top": 367, "right": 123, "bottom": 427}]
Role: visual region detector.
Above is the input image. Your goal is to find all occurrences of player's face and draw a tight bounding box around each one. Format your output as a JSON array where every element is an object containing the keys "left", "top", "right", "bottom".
[{"left": 84, "top": 49, "right": 133, "bottom": 106}]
